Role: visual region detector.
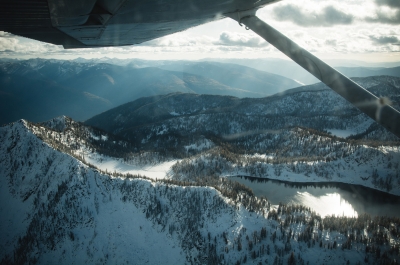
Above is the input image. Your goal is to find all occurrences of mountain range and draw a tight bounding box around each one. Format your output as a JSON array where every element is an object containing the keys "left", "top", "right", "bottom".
[
  {"left": 86, "top": 75, "right": 400, "bottom": 143},
  {"left": 71, "top": 57, "right": 400, "bottom": 85},
  {"left": 156, "top": 61, "right": 300, "bottom": 95},
  {"left": 0, "top": 59, "right": 299, "bottom": 125},
  {"left": 1, "top": 58, "right": 400, "bottom": 264},
  {"left": 2, "top": 58, "right": 400, "bottom": 126},
  {"left": 203, "top": 58, "right": 400, "bottom": 85}
]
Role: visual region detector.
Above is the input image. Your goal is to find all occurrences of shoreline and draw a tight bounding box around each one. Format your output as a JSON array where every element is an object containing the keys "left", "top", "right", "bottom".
[{"left": 226, "top": 174, "right": 400, "bottom": 200}]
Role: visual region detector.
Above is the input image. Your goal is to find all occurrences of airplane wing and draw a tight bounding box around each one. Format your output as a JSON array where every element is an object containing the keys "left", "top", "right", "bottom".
[
  {"left": 1, "top": 0, "right": 400, "bottom": 137},
  {"left": 0, "top": 0, "right": 280, "bottom": 48}
]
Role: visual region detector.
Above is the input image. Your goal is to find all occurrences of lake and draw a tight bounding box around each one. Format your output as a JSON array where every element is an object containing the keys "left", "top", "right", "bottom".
[{"left": 230, "top": 176, "right": 400, "bottom": 218}]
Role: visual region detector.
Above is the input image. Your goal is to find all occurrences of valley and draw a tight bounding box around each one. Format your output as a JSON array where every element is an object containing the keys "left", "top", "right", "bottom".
[
  {"left": 1, "top": 117, "right": 400, "bottom": 265},
  {"left": 0, "top": 59, "right": 299, "bottom": 125},
  {"left": 1, "top": 59, "right": 400, "bottom": 264}
]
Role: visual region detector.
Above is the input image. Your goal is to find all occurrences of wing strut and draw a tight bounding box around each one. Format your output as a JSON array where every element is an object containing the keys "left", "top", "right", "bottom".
[{"left": 227, "top": 12, "right": 400, "bottom": 138}]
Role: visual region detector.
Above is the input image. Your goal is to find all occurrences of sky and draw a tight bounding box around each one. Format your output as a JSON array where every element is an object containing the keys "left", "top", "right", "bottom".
[{"left": 0, "top": 0, "right": 400, "bottom": 64}]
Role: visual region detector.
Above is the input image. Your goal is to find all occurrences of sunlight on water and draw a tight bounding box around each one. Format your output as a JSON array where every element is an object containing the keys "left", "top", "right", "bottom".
[
  {"left": 293, "top": 192, "right": 358, "bottom": 218},
  {"left": 230, "top": 176, "right": 400, "bottom": 218}
]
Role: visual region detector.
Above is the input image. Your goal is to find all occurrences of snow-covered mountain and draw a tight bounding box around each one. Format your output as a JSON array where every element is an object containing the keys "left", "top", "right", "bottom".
[
  {"left": 1, "top": 117, "right": 400, "bottom": 264},
  {"left": 86, "top": 76, "right": 400, "bottom": 142},
  {"left": 82, "top": 76, "right": 400, "bottom": 196},
  {"left": 14, "top": 114, "right": 400, "bottom": 196}
]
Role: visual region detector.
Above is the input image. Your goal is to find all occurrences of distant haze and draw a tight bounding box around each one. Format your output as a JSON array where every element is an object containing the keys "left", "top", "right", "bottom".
[
  {"left": 1, "top": 58, "right": 400, "bottom": 125},
  {"left": 0, "top": 0, "right": 399, "bottom": 64}
]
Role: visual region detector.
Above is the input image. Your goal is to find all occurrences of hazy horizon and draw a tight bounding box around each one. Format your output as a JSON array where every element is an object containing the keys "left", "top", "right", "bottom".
[{"left": 1, "top": 0, "right": 399, "bottom": 65}]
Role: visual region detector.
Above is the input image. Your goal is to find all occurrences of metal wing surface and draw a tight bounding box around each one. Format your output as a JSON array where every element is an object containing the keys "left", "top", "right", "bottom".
[{"left": 0, "top": 0, "right": 280, "bottom": 48}]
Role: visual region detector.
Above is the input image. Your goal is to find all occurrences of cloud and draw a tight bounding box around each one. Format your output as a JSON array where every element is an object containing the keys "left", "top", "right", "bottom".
[
  {"left": 0, "top": 31, "right": 63, "bottom": 54},
  {"left": 138, "top": 38, "right": 182, "bottom": 47},
  {"left": 324, "top": 39, "right": 337, "bottom": 46},
  {"left": 0, "top": 35, "right": 18, "bottom": 52},
  {"left": 139, "top": 32, "right": 269, "bottom": 50},
  {"left": 363, "top": 0, "right": 400, "bottom": 24},
  {"left": 215, "top": 32, "right": 268, "bottom": 48},
  {"left": 365, "top": 9, "right": 400, "bottom": 24},
  {"left": 272, "top": 4, "right": 354, "bottom": 27},
  {"left": 374, "top": 0, "right": 400, "bottom": 8},
  {"left": 369, "top": 35, "right": 400, "bottom": 45},
  {"left": 0, "top": 31, "right": 14, "bottom": 38}
]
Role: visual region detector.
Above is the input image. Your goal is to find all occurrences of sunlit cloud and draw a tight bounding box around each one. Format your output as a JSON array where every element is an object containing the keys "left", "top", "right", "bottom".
[
  {"left": 215, "top": 32, "right": 268, "bottom": 47},
  {"left": 0, "top": 31, "right": 63, "bottom": 54},
  {"left": 138, "top": 35, "right": 214, "bottom": 48},
  {"left": 0, "top": 0, "right": 399, "bottom": 62}
]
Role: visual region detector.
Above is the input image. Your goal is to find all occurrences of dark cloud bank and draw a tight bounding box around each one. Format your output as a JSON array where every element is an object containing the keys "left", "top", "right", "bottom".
[{"left": 369, "top": 35, "right": 400, "bottom": 45}]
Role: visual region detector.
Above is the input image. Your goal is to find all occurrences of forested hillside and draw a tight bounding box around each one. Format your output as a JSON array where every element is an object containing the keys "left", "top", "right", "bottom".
[
  {"left": 1, "top": 119, "right": 399, "bottom": 264},
  {"left": 86, "top": 76, "right": 400, "bottom": 143},
  {"left": 83, "top": 76, "right": 400, "bottom": 195}
]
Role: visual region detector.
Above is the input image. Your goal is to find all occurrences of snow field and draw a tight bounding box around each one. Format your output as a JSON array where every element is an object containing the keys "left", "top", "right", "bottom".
[{"left": 1, "top": 120, "right": 399, "bottom": 264}]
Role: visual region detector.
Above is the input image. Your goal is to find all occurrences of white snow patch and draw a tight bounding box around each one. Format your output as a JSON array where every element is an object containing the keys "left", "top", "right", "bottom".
[
  {"left": 90, "top": 132, "right": 100, "bottom": 140},
  {"left": 184, "top": 139, "right": 214, "bottom": 152},
  {"left": 85, "top": 153, "right": 177, "bottom": 179},
  {"left": 247, "top": 153, "right": 275, "bottom": 160}
]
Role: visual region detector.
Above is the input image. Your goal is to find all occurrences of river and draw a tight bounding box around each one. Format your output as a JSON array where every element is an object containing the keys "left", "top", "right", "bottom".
[{"left": 230, "top": 176, "right": 400, "bottom": 218}]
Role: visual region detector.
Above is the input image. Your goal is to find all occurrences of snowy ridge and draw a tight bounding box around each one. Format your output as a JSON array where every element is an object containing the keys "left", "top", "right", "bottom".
[
  {"left": 38, "top": 115, "right": 400, "bottom": 197},
  {"left": 36, "top": 116, "right": 182, "bottom": 178},
  {"left": 170, "top": 128, "right": 400, "bottom": 196},
  {"left": 35, "top": 114, "right": 400, "bottom": 196},
  {"left": 0, "top": 120, "right": 186, "bottom": 264},
  {"left": 40, "top": 115, "right": 70, "bottom": 132},
  {"left": 1, "top": 120, "right": 400, "bottom": 264}
]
